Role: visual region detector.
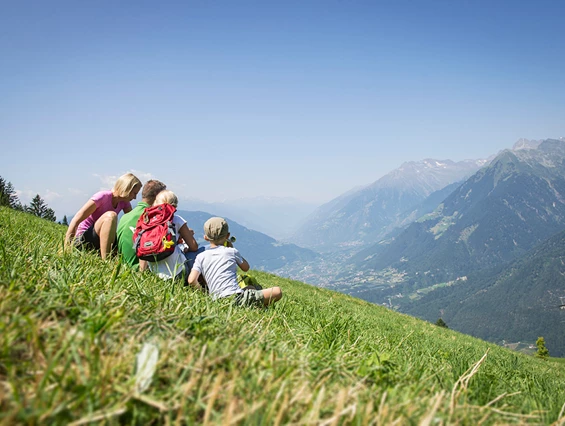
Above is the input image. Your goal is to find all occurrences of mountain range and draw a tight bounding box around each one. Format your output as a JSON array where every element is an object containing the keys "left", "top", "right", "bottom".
[
  {"left": 350, "top": 139, "right": 565, "bottom": 284},
  {"left": 265, "top": 137, "right": 565, "bottom": 355},
  {"left": 296, "top": 138, "right": 565, "bottom": 355},
  {"left": 292, "top": 158, "right": 488, "bottom": 252}
]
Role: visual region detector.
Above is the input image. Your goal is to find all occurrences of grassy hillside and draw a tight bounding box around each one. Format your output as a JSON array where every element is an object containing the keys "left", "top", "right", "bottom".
[{"left": 2, "top": 207, "right": 565, "bottom": 425}]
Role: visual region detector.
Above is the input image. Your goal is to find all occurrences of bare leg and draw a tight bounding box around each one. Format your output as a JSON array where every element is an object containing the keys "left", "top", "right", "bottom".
[
  {"left": 261, "top": 286, "right": 282, "bottom": 307},
  {"left": 94, "top": 211, "right": 118, "bottom": 260}
]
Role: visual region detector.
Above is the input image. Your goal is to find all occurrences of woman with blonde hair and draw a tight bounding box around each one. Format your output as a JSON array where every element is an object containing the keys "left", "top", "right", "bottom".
[{"left": 66, "top": 173, "right": 142, "bottom": 259}]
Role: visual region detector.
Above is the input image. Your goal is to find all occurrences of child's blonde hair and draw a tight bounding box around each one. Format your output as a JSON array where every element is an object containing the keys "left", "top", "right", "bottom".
[
  {"left": 154, "top": 190, "right": 178, "bottom": 207},
  {"left": 112, "top": 173, "right": 142, "bottom": 198}
]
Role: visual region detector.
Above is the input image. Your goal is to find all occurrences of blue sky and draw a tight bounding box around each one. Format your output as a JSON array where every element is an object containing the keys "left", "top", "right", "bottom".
[{"left": 1, "top": 0, "right": 564, "bottom": 216}]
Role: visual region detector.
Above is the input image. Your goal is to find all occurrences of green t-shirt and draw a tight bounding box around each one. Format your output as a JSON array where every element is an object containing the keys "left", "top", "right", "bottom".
[{"left": 117, "top": 201, "right": 149, "bottom": 269}]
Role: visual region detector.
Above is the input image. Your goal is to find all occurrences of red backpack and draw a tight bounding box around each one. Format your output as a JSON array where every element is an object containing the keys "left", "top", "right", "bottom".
[{"left": 133, "top": 203, "right": 177, "bottom": 261}]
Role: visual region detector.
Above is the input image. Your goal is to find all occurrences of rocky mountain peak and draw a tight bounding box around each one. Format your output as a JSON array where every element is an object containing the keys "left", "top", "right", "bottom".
[
  {"left": 378, "top": 158, "right": 486, "bottom": 193},
  {"left": 512, "top": 138, "right": 542, "bottom": 151}
]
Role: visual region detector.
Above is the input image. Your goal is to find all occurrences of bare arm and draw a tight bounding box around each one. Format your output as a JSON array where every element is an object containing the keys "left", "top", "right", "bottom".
[
  {"left": 139, "top": 259, "right": 148, "bottom": 271},
  {"left": 179, "top": 223, "right": 198, "bottom": 252},
  {"left": 65, "top": 199, "right": 97, "bottom": 244},
  {"left": 238, "top": 257, "right": 250, "bottom": 272},
  {"left": 187, "top": 269, "right": 204, "bottom": 290}
]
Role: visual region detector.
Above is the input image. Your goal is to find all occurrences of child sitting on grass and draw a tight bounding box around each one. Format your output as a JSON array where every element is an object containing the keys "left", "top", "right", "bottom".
[
  {"left": 139, "top": 190, "right": 199, "bottom": 281},
  {"left": 188, "top": 217, "right": 283, "bottom": 307}
]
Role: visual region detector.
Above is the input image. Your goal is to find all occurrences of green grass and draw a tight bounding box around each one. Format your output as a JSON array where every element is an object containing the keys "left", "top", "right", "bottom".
[{"left": 2, "top": 206, "right": 565, "bottom": 424}]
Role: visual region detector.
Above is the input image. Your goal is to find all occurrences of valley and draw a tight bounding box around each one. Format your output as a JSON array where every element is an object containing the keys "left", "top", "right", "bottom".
[{"left": 272, "top": 138, "right": 565, "bottom": 356}]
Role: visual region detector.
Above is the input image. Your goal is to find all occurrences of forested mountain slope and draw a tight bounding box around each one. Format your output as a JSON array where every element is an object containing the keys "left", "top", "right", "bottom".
[{"left": 404, "top": 228, "right": 565, "bottom": 357}]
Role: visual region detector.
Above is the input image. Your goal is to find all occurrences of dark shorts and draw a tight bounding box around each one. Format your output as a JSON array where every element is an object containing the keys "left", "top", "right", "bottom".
[
  {"left": 74, "top": 226, "right": 100, "bottom": 251},
  {"left": 74, "top": 226, "right": 118, "bottom": 252}
]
